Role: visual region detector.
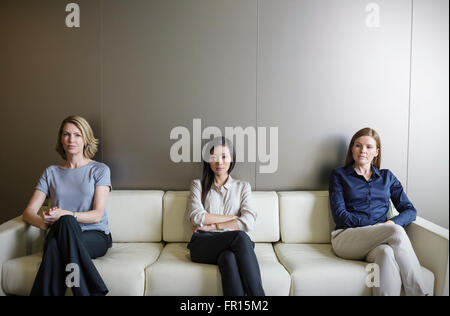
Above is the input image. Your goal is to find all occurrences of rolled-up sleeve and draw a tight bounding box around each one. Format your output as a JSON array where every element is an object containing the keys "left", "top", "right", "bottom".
[
  {"left": 186, "top": 180, "right": 207, "bottom": 227},
  {"left": 388, "top": 171, "right": 417, "bottom": 226},
  {"left": 237, "top": 182, "right": 257, "bottom": 232}
]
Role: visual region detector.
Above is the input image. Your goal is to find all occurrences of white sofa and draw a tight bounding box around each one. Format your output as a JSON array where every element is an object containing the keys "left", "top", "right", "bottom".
[{"left": 1, "top": 190, "right": 448, "bottom": 296}]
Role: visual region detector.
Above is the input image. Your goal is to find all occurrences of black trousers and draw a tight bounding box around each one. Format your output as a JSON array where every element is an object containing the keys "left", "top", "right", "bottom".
[
  {"left": 187, "top": 230, "right": 265, "bottom": 296},
  {"left": 30, "top": 215, "right": 112, "bottom": 296}
]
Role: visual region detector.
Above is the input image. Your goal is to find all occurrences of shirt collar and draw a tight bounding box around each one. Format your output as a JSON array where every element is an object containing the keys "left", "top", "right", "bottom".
[
  {"left": 213, "top": 175, "right": 233, "bottom": 190},
  {"left": 344, "top": 164, "right": 381, "bottom": 178},
  {"left": 372, "top": 166, "right": 382, "bottom": 178},
  {"left": 344, "top": 164, "right": 355, "bottom": 175}
]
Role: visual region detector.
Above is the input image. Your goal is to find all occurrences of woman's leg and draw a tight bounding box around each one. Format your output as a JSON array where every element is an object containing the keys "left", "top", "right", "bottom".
[
  {"left": 69, "top": 229, "right": 111, "bottom": 296},
  {"left": 331, "top": 224, "right": 427, "bottom": 296},
  {"left": 30, "top": 237, "right": 66, "bottom": 296},
  {"left": 217, "top": 251, "right": 245, "bottom": 296},
  {"left": 366, "top": 245, "right": 402, "bottom": 296},
  {"left": 228, "top": 231, "right": 265, "bottom": 296},
  {"left": 30, "top": 215, "right": 109, "bottom": 296},
  {"left": 81, "top": 230, "right": 112, "bottom": 259},
  {"left": 188, "top": 230, "right": 265, "bottom": 296}
]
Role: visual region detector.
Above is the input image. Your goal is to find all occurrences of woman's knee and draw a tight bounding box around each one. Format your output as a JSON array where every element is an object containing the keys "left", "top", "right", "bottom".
[
  {"left": 371, "top": 245, "right": 395, "bottom": 260},
  {"left": 386, "top": 224, "right": 408, "bottom": 243},
  {"left": 55, "top": 215, "right": 77, "bottom": 227},
  {"left": 218, "top": 250, "right": 236, "bottom": 266}
]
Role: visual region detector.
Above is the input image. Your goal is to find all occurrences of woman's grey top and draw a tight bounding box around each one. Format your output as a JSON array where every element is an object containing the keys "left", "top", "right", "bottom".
[
  {"left": 187, "top": 176, "right": 257, "bottom": 232},
  {"left": 36, "top": 161, "right": 112, "bottom": 234}
]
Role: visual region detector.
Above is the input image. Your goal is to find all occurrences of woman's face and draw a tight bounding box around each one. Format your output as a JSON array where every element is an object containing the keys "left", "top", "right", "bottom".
[
  {"left": 352, "top": 136, "right": 379, "bottom": 167},
  {"left": 209, "top": 145, "right": 232, "bottom": 177},
  {"left": 61, "top": 123, "right": 85, "bottom": 158}
]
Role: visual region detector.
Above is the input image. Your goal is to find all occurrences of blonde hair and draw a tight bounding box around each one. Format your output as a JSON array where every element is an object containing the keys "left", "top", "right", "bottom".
[
  {"left": 344, "top": 127, "right": 381, "bottom": 169},
  {"left": 56, "top": 115, "right": 99, "bottom": 160}
]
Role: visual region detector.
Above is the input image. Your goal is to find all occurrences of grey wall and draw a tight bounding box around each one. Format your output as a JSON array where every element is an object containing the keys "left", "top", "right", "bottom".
[
  {"left": 0, "top": 0, "right": 448, "bottom": 228},
  {"left": 408, "top": 0, "right": 449, "bottom": 228},
  {"left": 257, "top": 0, "right": 412, "bottom": 190},
  {"left": 101, "top": 0, "right": 257, "bottom": 190},
  {"left": 0, "top": 0, "right": 101, "bottom": 218}
]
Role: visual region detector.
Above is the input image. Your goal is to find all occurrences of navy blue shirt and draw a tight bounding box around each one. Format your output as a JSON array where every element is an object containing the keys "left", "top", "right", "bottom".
[{"left": 329, "top": 165, "right": 416, "bottom": 230}]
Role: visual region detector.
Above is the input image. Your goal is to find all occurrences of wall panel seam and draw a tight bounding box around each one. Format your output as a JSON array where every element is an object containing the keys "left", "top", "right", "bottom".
[{"left": 406, "top": 0, "right": 415, "bottom": 194}]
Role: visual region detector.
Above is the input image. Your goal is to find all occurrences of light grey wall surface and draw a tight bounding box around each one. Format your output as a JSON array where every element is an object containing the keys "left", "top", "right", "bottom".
[
  {"left": 257, "top": 0, "right": 412, "bottom": 190},
  {"left": 0, "top": 0, "right": 448, "bottom": 228},
  {"left": 101, "top": 0, "right": 257, "bottom": 190},
  {"left": 408, "top": 0, "right": 449, "bottom": 228}
]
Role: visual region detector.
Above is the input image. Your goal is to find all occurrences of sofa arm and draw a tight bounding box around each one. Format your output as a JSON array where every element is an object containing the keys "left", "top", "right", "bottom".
[
  {"left": 406, "top": 216, "right": 449, "bottom": 296},
  {"left": 0, "top": 215, "right": 46, "bottom": 296},
  {"left": 0, "top": 216, "right": 28, "bottom": 296}
]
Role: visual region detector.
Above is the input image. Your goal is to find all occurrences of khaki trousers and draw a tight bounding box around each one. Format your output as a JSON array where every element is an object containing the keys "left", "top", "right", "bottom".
[{"left": 331, "top": 224, "right": 427, "bottom": 296}]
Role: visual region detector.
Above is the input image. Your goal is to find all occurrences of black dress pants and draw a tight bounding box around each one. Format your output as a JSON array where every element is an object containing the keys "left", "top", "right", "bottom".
[
  {"left": 187, "top": 230, "right": 265, "bottom": 296},
  {"left": 30, "top": 215, "right": 112, "bottom": 296}
]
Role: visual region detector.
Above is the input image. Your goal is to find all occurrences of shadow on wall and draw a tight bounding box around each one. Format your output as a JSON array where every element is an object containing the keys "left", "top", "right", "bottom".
[{"left": 317, "top": 136, "right": 348, "bottom": 188}]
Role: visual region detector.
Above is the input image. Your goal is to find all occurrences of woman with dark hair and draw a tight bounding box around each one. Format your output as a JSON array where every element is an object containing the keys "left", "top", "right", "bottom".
[
  {"left": 23, "top": 115, "right": 112, "bottom": 296},
  {"left": 329, "top": 127, "right": 427, "bottom": 296},
  {"left": 186, "top": 137, "right": 265, "bottom": 296}
]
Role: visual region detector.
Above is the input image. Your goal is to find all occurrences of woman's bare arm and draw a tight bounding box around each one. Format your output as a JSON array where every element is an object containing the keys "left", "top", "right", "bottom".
[
  {"left": 22, "top": 190, "right": 48, "bottom": 230},
  {"left": 74, "top": 186, "right": 110, "bottom": 223}
]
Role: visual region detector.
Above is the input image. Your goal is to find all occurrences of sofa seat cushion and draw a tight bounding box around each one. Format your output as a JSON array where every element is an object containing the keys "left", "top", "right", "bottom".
[
  {"left": 145, "top": 243, "right": 291, "bottom": 295},
  {"left": 274, "top": 243, "right": 435, "bottom": 296},
  {"left": 2, "top": 242, "right": 163, "bottom": 296}
]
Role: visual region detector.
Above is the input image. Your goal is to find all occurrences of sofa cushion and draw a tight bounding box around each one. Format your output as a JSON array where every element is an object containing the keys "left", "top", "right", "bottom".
[
  {"left": 2, "top": 243, "right": 163, "bottom": 296},
  {"left": 162, "top": 192, "right": 194, "bottom": 243},
  {"left": 162, "top": 191, "right": 280, "bottom": 242},
  {"left": 107, "top": 190, "right": 164, "bottom": 242},
  {"left": 274, "top": 243, "right": 435, "bottom": 296},
  {"left": 278, "top": 191, "right": 335, "bottom": 243},
  {"left": 145, "top": 243, "right": 290, "bottom": 295}
]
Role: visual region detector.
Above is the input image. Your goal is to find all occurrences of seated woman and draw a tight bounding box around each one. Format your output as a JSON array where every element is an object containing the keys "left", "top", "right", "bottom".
[
  {"left": 23, "top": 115, "right": 112, "bottom": 296},
  {"left": 186, "top": 136, "right": 265, "bottom": 296},
  {"left": 329, "top": 127, "right": 427, "bottom": 296}
]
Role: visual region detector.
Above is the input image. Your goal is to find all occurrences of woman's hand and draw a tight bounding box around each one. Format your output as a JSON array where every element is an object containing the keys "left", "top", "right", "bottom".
[
  {"left": 42, "top": 207, "right": 73, "bottom": 225},
  {"left": 22, "top": 190, "right": 49, "bottom": 230},
  {"left": 375, "top": 220, "right": 395, "bottom": 226},
  {"left": 193, "top": 224, "right": 217, "bottom": 232},
  {"left": 42, "top": 207, "right": 58, "bottom": 225}
]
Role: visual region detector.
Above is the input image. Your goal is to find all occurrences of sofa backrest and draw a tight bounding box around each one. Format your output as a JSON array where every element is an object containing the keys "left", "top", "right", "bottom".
[
  {"left": 105, "top": 190, "right": 335, "bottom": 243},
  {"left": 279, "top": 191, "right": 335, "bottom": 243},
  {"left": 163, "top": 191, "right": 280, "bottom": 242},
  {"left": 107, "top": 190, "right": 164, "bottom": 242}
]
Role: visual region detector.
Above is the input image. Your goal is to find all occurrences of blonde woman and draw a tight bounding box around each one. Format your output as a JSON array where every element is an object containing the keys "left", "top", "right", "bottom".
[
  {"left": 23, "top": 115, "right": 112, "bottom": 296},
  {"left": 329, "top": 127, "right": 427, "bottom": 296}
]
